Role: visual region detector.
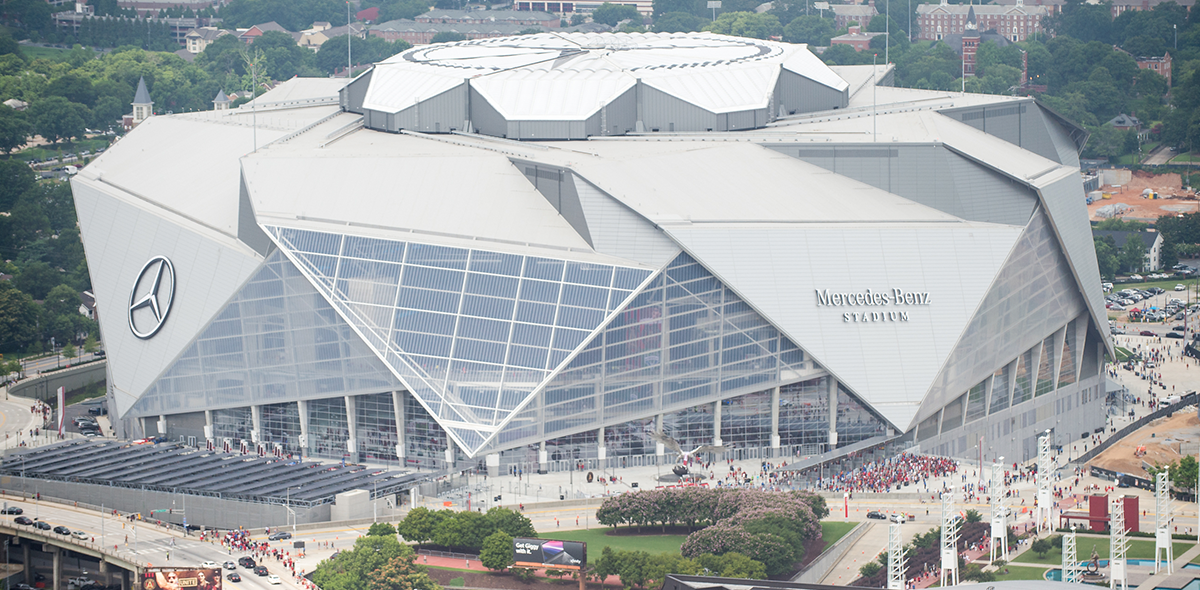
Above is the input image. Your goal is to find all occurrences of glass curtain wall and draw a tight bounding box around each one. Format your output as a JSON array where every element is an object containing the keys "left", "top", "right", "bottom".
[
  {"left": 778, "top": 377, "right": 829, "bottom": 448},
  {"left": 261, "top": 402, "right": 302, "bottom": 456},
  {"left": 213, "top": 407, "right": 252, "bottom": 442},
  {"left": 356, "top": 392, "right": 399, "bottom": 464},
  {"left": 307, "top": 398, "right": 349, "bottom": 459},
  {"left": 719, "top": 389, "right": 772, "bottom": 450}
]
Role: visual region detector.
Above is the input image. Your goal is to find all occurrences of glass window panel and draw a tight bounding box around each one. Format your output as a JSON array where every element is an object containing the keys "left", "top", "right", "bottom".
[
  {"left": 457, "top": 317, "right": 510, "bottom": 342},
  {"left": 512, "top": 323, "right": 552, "bottom": 347},
  {"left": 287, "top": 229, "right": 342, "bottom": 255},
  {"left": 965, "top": 380, "right": 987, "bottom": 423},
  {"left": 393, "top": 331, "right": 453, "bottom": 357},
  {"left": 461, "top": 295, "right": 515, "bottom": 320},
  {"left": 1035, "top": 335, "right": 1055, "bottom": 397},
  {"left": 343, "top": 235, "right": 406, "bottom": 263},
  {"left": 562, "top": 284, "right": 608, "bottom": 309},
  {"left": 523, "top": 257, "right": 564, "bottom": 281},
  {"left": 465, "top": 273, "right": 519, "bottom": 298},
  {"left": 393, "top": 310, "right": 456, "bottom": 336},
  {"left": 401, "top": 266, "right": 465, "bottom": 292},
  {"left": 563, "top": 262, "right": 613, "bottom": 286},
  {"left": 508, "top": 345, "right": 549, "bottom": 369},
  {"left": 553, "top": 328, "right": 589, "bottom": 351},
  {"left": 515, "top": 301, "right": 556, "bottom": 325},
  {"left": 1058, "top": 320, "right": 1077, "bottom": 388},
  {"left": 519, "top": 280, "right": 560, "bottom": 304},
  {"left": 613, "top": 268, "right": 651, "bottom": 291},
  {"left": 557, "top": 306, "right": 605, "bottom": 330},
  {"left": 396, "top": 287, "right": 460, "bottom": 313},
  {"left": 989, "top": 363, "right": 1011, "bottom": 415},
  {"left": 1011, "top": 348, "right": 1034, "bottom": 406},
  {"left": 455, "top": 339, "right": 508, "bottom": 364},
  {"left": 468, "top": 251, "right": 523, "bottom": 276},
  {"left": 405, "top": 243, "right": 468, "bottom": 269}
]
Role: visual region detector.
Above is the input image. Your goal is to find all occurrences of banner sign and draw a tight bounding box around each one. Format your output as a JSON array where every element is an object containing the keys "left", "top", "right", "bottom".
[{"left": 513, "top": 538, "right": 586, "bottom": 570}]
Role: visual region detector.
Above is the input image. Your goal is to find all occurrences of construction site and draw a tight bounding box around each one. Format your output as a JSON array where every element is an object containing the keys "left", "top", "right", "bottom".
[{"left": 1090, "top": 169, "right": 1198, "bottom": 221}]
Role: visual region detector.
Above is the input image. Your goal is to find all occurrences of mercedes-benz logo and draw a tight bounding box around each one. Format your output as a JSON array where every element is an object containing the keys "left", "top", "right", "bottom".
[{"left": 128, "top": 256, "right": 175, "bottom": 339}]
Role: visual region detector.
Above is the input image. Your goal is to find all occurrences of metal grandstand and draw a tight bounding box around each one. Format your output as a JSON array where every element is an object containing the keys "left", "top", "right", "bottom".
[{"left": 0, "top": 439, "right": 430, "bottom": 507}]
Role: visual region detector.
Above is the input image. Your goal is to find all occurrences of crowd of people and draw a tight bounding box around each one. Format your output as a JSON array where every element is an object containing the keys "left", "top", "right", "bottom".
[{"left": 811, "top": 453, "right": 958, "bottom": 494}]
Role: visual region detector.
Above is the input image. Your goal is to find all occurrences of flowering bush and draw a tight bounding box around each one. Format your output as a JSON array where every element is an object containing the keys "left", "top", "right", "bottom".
[{"left": 597, "top": 487, "right": 826, "bottom": 576}]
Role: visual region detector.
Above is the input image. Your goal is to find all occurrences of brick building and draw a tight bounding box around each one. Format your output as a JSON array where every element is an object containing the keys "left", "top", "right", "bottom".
[{"left": 916, "top": 0, "right": 1046, "bottom": 42}]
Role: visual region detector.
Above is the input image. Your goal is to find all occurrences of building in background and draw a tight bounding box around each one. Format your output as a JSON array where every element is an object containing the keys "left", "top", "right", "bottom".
[
  {"left": 830, "top": 25, "right": 886, "bottom": 51},
  {"left": 917, "top": 0, "right": 1046, "bottom": 42},
  {"left": 184, "top": 26, "right": 228, "bottom": 54},
  {"left": 830, "top": 3, "right": 878, "bottom": 30},
  {"left": 73, "top": 33, "right": 1109, "bottom": 475},
  {"left": 1093, "top": 230, "right": 1163, "bottom": 271}
]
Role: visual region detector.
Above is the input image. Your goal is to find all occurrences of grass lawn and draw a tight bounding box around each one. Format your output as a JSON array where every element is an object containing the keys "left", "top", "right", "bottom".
[
  {"left": 447, "top": 577, "right": 464, "bottom": 587},
  {"left": 1170, "top": 152, "right": 1200, "bottom": 163},
  {"left": 1013, "top": 537, "right": 1190, "bottom": 564},
  {"left": 14, "top": 137, "right": 111, "bottom": 164},
  {"left": 820, "top": 521, "right": 858, "bottom": 552},
  {"left": 551, "top": 528, "right": 686, "bottom": 555},
  {"left": 20, "top": 45, "right": 73, "bottom": 61},
  {"left": 992, "top": 565, "right": 1051, "bottom": 581},
  {"left": 1115, "top": 346, "right": 1135, "bottom": 361},
  {"left": 1193, "top": 552, "right": 1200, "bottom": 564}
]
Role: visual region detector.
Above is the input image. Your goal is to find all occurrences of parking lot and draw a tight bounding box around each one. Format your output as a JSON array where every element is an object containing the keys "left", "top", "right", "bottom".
[{"left": 1106, "top": 274, "right": 1200, "bottom": 339}]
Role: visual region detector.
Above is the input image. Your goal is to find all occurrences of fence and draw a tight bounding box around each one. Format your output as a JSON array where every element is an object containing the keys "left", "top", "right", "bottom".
[
  {"left": 791, "top": 522, "right": 869, "bottom": 585},
  {"left": 1071, "top": 392, "right": 1198, "bottom": 466}
]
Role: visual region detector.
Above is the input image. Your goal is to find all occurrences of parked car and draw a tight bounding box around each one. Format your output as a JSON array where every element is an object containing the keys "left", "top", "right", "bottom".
[
  {"left": 867, "top": 510, "right": 886, "bottom": 519},
  {"left": 2, "top": 506, "right": 23, "bottom": 515},
  {"left": 238, "top": 557, "right": 256, "bottom": 568},
  {"left": 71, "top": 530, "right": 89, "bottom": 540},
  {"left": 268, "top": 532, "right": 291, "bottom": 541},
  {"left": 201, "top": 561, "right": 218, "bottom": 569},
  {"left": 1140, "top": 330, "right": 1156, "bottom": 336},
  {"left": 14, "top": 516, "right": 32, "bottom": 525},
  {"left": 1176, "top": 284, "right": 1186, "bottom": 291},
  {"left": 267, "top": 576, "right": 281, "bottom": 585},
  {"left": 224, "top": 562, "right": 237, "bottom": 570},
  {"left": 889, "top": 513, "right": 906, "bottom": 523},
  {"left": 226, "top": 574, "right": 241, "bottom": 583},
  {"left": 1167, "top": 332, "right": 1184, "bottom": 339},
  {"left": 253, "top": 566, "right": 268, "bottom": 577},
  {"left": 33, "top": 520, "right": 52, "bottom": 530},
  {"left": 53, "top": 526, "right": 70, "bottom": 535}
]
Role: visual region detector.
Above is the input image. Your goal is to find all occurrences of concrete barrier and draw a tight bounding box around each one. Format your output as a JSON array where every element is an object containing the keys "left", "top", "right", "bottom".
[
  {"left": 9, "top": 361, "right": 107, "bottom": 402},
  {"left": 791, "top": 521, "right": 870, "bottom": 584}
]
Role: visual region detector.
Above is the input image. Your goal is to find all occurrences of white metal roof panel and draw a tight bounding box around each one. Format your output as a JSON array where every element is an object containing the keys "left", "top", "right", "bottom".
[
  {"left": 640, "top": 62, "right": 779, "bottom": 113},
  {"left": 361, "top": 66, "right": 465, "bottom": 114},
  {"left": 782, "top": 46, "right": 850, "bottom": 92}
]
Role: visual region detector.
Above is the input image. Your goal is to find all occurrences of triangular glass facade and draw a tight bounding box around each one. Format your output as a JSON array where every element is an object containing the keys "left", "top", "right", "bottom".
[
  {"left": 131, "top": 250, "right": 403, "bottom": 416},
  {"left": 489, "top": 252, "right": 810, "bottom": 451},
  {"left": 264, "top": 226, "right": 652, "bottom": 453}
]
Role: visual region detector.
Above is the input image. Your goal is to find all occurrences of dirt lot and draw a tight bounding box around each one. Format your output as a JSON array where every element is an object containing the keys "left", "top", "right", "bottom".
[
  {"left": 1089, "top": 412, "right": 1200, "bottom": 475},
  {"left": 1088, "top": 170, "right": 1196, "bottom": 221}
]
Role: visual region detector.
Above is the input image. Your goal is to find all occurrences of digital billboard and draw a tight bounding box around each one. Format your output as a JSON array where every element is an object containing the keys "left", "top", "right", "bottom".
[
  {"left": 512, "top": 538, "right": 586, "bottom": 570},
  {"left": 141, "top": 569, "right": 222, "bottom": 590}
]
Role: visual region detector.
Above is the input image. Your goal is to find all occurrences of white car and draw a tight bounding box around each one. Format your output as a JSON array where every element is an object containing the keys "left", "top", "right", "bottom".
[
  {"left": 201, "top": 561, "right": 219, "bottom": 569},
  {"left": 1178, "top": 284, "right": 1188, "bottom": 291},
  {"left": 71, "top": 530, "right": 88, "bottom": 540},
  {"left": 889, "top": 513, "right": 907, "bottom": 523},
  {"left": 1131, "top": 274, "right": 1143, "bottom": 280},
  {"left": 267, "top": 576, "right": 281, "bottom": 585}
]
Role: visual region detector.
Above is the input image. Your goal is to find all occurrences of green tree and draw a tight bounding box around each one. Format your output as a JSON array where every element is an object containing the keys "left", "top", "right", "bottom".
[
  {"left": 703, "top": 11, "right": 781, "bottom": 39},
  {"left": 433, "top": 510, "right": 491, "bottom": 550},
  {"left": 858, "top": 561, "right": 882, "bottom": 577},
  {"left": 368, "top": 551, "right": 442, "bottom": 590},
  {"left": 311, "top": 535, "right": 413, "bottom": 590},
  {"left": 593, "top": 2, "right": 642, "bottom": 26},
  {"left": 484, "top": 507, "right": 536, "bottom": 538},
  {"left": 83, "top": 333, "right": 97, "bottom": 354},
  {"left": 1095, "top": 237, "right": 1118, "bottom": 280},
  {"left": 965, "top": 509, "right": 982, "bottom": 523},
  {"left": 0, "top": 159, "right": 35, "bottom": 210},
  {"left": 368, "top": 522, "right": 397, "bottom": 536},
  {"left": 479, "top": 531, "right": 513, "bottom": 571},
  {"left": 1119, "top": 234, "right": 1148, "bottom": 273},
  {"left": 42, "top": 284, "right": 79, "bottom": 320},
  {"left": 0, "top": 106, "right": 31, "bottom": 154},
  {"left": 1031, "top": 538, "right": 1051, "bottom": 558},
  {"left": 46, "top": 73, "right": 98, "bottom": 107},
  {"left": 652, "top": 0, "right": 704, "bottom": 18},
  {"left": 695, "top": 553, "right": 766, "bottom": 579},
  {"left": 430, "top": 32, "right": 466, "bottom": 44},
  {"left": 218, "top": 0, "right": 349, "bottom": 31},
  {"left": 62, "top": 341, "right": 77, "bottom": 362},
  {"left": 783, "top": 15, "right": 833, "bottom": 45},
  {"left": 254, "top": 30, "right": 317, "bottom": 80},
  {"left": 0, "top": 282, "right": 39, "bottom": 355},
  {"left": 14, "top": 261, "right": 60, "bottom": 301},
  {"left": 654, "top": 11, "right": 705, "bottom": 32},
  {"left": 397, "top": 507, "right": 443, "bottom": 545},
  {"left": 28, "top": 96, "right": 90, "bottom": 144}
]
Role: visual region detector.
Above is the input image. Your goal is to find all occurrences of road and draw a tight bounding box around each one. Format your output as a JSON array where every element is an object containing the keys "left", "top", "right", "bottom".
[
  {"left": 1143, "top": 145, "right": 1175, "bottom": 166},
  {"left": 0, "top": 498, "right": 304, "bottom": 590},
  {"left": 17, "top": 353, "right": 105, "bottom": 379}
]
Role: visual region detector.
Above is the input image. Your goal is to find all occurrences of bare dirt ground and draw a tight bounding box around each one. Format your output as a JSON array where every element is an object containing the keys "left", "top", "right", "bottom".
[
  {"left": 1089, "top": 412, "right": 1200, "bottom": 475},
  {"left": 1088, "top": 170, "right": 1195, "bottom": 221}
]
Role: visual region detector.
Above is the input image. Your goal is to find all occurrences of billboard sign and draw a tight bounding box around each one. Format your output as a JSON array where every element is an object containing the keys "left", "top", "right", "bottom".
[
  {"left": 142, "top": 569, "right": 222, "bottom": 590},
  {"left": 513, "top": 538, "right": 586, "bottom": 570}
]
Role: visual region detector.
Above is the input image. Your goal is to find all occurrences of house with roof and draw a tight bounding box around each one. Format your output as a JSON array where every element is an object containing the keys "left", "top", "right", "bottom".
[
  {"left": 1093, "top": 229, "right": 1162, "bottom": 271},
  {"left": 184, "top": 26, "right": 229, "bottom": 54},
  {"left": 122, "top": 77, "right": 153, "bottom": 132},
  {"left": 299, "top": 22, "right": 367, "bottom": 50},
  {"left": 830, "top": 25, "right": 886, "bottom": 51},
  {"left": 917, "top": 0, "right": 1046, "bottom": 42},
  {"left": 237, "top": 22, "right": 300, "bottom": 44},
  {"left": 1107, "top": 114, "right": 1140, "bottom": 131},
  {"left": 830, "top": 3, "right": 878, "bottom": 30},
  {"left": 370, "top": 19, "right": 546, "bottom": 45}
]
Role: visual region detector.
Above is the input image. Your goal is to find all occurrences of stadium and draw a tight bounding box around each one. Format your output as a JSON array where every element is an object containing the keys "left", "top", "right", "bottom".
[{"left": 72, "top": 32, "right": 1110, "bottom": 474}]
